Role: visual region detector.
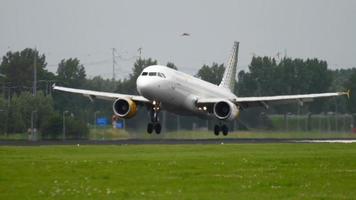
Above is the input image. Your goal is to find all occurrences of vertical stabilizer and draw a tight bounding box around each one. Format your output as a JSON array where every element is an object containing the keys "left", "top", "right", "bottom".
[{"left": 219, "top": 41, "right": 239, "bottom": 92}]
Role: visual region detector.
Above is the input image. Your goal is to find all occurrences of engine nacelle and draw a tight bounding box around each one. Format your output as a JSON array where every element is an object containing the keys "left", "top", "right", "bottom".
[
  {"left": 213, "top": 101, "right": 240, "bottom": 121},
  {"left": 113, "top": 98, "right": 137, "bottom": 119}
]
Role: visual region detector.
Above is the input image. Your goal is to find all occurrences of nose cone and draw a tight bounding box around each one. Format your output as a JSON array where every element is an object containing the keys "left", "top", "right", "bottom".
[
  {"left": 136, "top": 76, "right": 146, "bottom": 95},
  {"left": 136, "top": 76, "right": 159, "bottom": 100},
  {"left": 136, "top": 76, "right": 154, "bottom": 96}
]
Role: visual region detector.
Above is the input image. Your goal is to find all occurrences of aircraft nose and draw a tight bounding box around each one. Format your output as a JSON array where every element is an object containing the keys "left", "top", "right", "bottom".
[{"left": 136, "top": 76, "right": 150, "bottom": 95}]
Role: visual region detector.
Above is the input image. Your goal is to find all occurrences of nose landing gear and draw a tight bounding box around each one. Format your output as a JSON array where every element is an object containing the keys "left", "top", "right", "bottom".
[
  {"left": 147, "top": 123, "right": 161, "bottom": 134},
  {"left": 214, "top": 124, "right": 229, "bottom": 136},
  {"left": 147, "top": 101, "right": 162, "bottom": 134}
]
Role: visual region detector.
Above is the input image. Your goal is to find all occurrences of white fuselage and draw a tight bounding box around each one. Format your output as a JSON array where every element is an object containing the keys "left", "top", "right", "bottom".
[{"left": 136, "top": 65, "right": 237, "bottom": 116}]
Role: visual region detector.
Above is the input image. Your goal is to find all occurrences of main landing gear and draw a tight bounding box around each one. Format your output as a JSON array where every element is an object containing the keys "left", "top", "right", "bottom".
[
  {"left": 214, "top": 124, "right": 229, "bottom": 136},
  {"left": 147, "top": 101, "right": 162, "bottom": 134}
]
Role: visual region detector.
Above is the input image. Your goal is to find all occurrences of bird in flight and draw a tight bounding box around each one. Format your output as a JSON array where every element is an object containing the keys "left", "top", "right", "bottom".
[{"left": 181, "top": 33, "right": 190, "bottom": 36}]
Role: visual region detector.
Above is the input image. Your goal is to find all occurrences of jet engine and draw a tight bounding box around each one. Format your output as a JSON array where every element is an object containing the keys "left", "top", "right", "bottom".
[
  {"left": 113, "top": 98, "right": 137, "bottom": 119},
  {"left": 213, "top": 101, "right": 239, "bottom": 121}
]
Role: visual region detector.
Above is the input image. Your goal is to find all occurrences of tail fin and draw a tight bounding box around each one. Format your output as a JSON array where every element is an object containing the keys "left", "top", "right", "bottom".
[{"left": 219, "top": 41, "right": 239, "bottom": 92}]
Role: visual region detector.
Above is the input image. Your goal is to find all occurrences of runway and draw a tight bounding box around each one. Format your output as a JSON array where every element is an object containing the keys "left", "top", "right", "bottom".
[{"left": 1, "top": 138, "right": 356, "bottom": 146}]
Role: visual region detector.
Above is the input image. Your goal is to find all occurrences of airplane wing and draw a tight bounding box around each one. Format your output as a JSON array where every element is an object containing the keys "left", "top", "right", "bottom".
[
  {"left": 52, "top": 84, "right": 150, "bottom": 103},
  {"left": 197, "top": 91, "right": 349, "bottom": 109}
]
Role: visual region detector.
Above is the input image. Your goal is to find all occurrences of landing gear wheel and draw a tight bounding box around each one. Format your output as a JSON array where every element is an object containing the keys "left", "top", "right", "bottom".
[
  {"left": 214, "top": 125, "right": 220, "bottom": 136},
  {"left": 154, "top": 123, "right": 162, "bottom": 134},
  {"left": 147, "top": 123, "right": 153, "bottom": 134},
  {"left": 148, "top": 102, "right": 161, "bottom": 134},
  {"left": 222, "top": 125, "right": 229, "bottom": 136}
]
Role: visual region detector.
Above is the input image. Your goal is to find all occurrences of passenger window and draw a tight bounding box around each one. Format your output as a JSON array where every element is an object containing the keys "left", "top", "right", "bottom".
[
  {"left": 141, "top": 72, "right": 148, "bottom": 76},
  {"left": 149, "top": 72, "right": 157, "bottom": 76}
]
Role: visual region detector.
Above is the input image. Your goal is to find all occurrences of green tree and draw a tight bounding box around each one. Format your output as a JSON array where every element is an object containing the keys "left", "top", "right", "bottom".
[
  {"left": 196, "top": 63, "right": 225, "bottom": 85},
  {"left": 7, "top": 91, "right": 55, "bottom": 133},
  {"left": 86, "top": 76, "right": 117, "bottom": 92},
  {"left": 0, "top": 49, "right": 54, "bottom": 94},
  {"left": 236, "top": 70, "right": 256, "bottom": 96},
  {"left": 65, "top": 118, "right": 89, "bottom": 139},
  {"left": 0, "top": 74, "right": 6, "bottom": 96},
  {"left": 248, "top": 56, "right": 278, "bottom": 96},
  {"left": 54, "top": 58, "right": 89, "bottom": 120},
  {"left": 41, "top": 113, "right": 89, "bottom": 139},
  {"left": 0, "top": 97, "right": 7, "bottom": 133},
  {"left": 326, "top": 68, "right": 356, "bottom": 114},
  {"left": 41, "top": 113, "right": 62, "bottom": 139},
  {"left": 237, "top": 56, "right": 333, "bottom": 114},
  {"left": 344, "top": 71, "right": 356, "bottom": 114},
  {"left": 57, "top": 58, "right": 86, "bottom": 87},
  {"left": 166, "top": 62, "right": 178, "bottom": 70}
]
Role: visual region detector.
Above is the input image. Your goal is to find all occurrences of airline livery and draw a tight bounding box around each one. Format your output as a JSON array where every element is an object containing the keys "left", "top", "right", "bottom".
[{"left": 53, "top": 42, "right": 349, "bottom": 135}]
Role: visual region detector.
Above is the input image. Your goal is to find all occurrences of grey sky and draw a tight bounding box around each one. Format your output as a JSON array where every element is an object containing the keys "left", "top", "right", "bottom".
[{"left": 0, "top": 0, "right": 355, "bottom": 79}]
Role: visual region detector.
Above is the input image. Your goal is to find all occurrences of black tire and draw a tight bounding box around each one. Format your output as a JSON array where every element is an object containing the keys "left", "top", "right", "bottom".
[
  {"left": 155, "top": 123, "right": 162, "bottom": 134},
  {"left": 214, "top": 125, "right": 220, "bottom": 136},
  {"left": 222, "top": 125, "right": 228, "bottom": 136},
  {"left": 147, "top": 123, "right": 153, "bottom": 134}
]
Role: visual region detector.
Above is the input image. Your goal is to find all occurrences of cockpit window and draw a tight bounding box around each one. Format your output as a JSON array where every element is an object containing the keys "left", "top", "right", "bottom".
[
  {"left": 149, "top": 72, "right": 157, "bottom": 76},
  {"left": 145, "top": 72, "right": 165, "bottom": 77},
  {"left": 158, "top": 73, "right": 166, "bottom": 78}
]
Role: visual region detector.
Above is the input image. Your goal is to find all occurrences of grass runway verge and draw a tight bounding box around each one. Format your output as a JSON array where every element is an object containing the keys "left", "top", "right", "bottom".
[{"left": 1, "top": 143, "right": 356, "bottom": 199}]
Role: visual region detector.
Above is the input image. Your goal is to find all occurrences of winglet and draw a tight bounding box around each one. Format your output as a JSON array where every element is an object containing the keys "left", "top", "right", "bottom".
[
  {"left": 340, "top": 89, "right": 351, "bottom": 99},
  {"left": 346, "top": 89, "right": 351, "bottom": 99},
  {"left": 52, "top": 83, "right": 56, "bottom": 89}
]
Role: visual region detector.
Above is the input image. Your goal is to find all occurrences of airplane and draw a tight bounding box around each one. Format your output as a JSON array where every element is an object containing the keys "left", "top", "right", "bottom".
[{"left": 53, "top": 42, "right": 349, "bottom": 135}]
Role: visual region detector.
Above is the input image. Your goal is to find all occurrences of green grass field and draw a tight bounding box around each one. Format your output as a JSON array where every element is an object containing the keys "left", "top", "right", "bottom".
[
  {"left": 2, "top": 129, "right": 356, "bottom": 140},
  {"left": 91, "top": 129, "right": 356, "bottom": 140},
  {"left": 1, "top": 143, "right": 356, "bottom": 199}
]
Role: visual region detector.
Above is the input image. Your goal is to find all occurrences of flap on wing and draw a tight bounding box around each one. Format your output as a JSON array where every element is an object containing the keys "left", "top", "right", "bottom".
[
  {"left": 235, "top": 92, "right": 348, "bottom": 108},
  {"left": 196, "top": 91, "right": 348, "bottom": 109},
  {"left": 53, "top": 85, "right": 150, "bottom": 103},
  {"left": 235, "top": 92, "right": 345, "bottom": 102},
  {"left": 196, "top": 98, "right": 229, "bottom": 104}
]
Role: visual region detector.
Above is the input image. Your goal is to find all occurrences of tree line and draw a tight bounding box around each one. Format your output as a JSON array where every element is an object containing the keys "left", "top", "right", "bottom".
[{"left": 0, "top": 48, "right": 355, "bottom": 137}]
